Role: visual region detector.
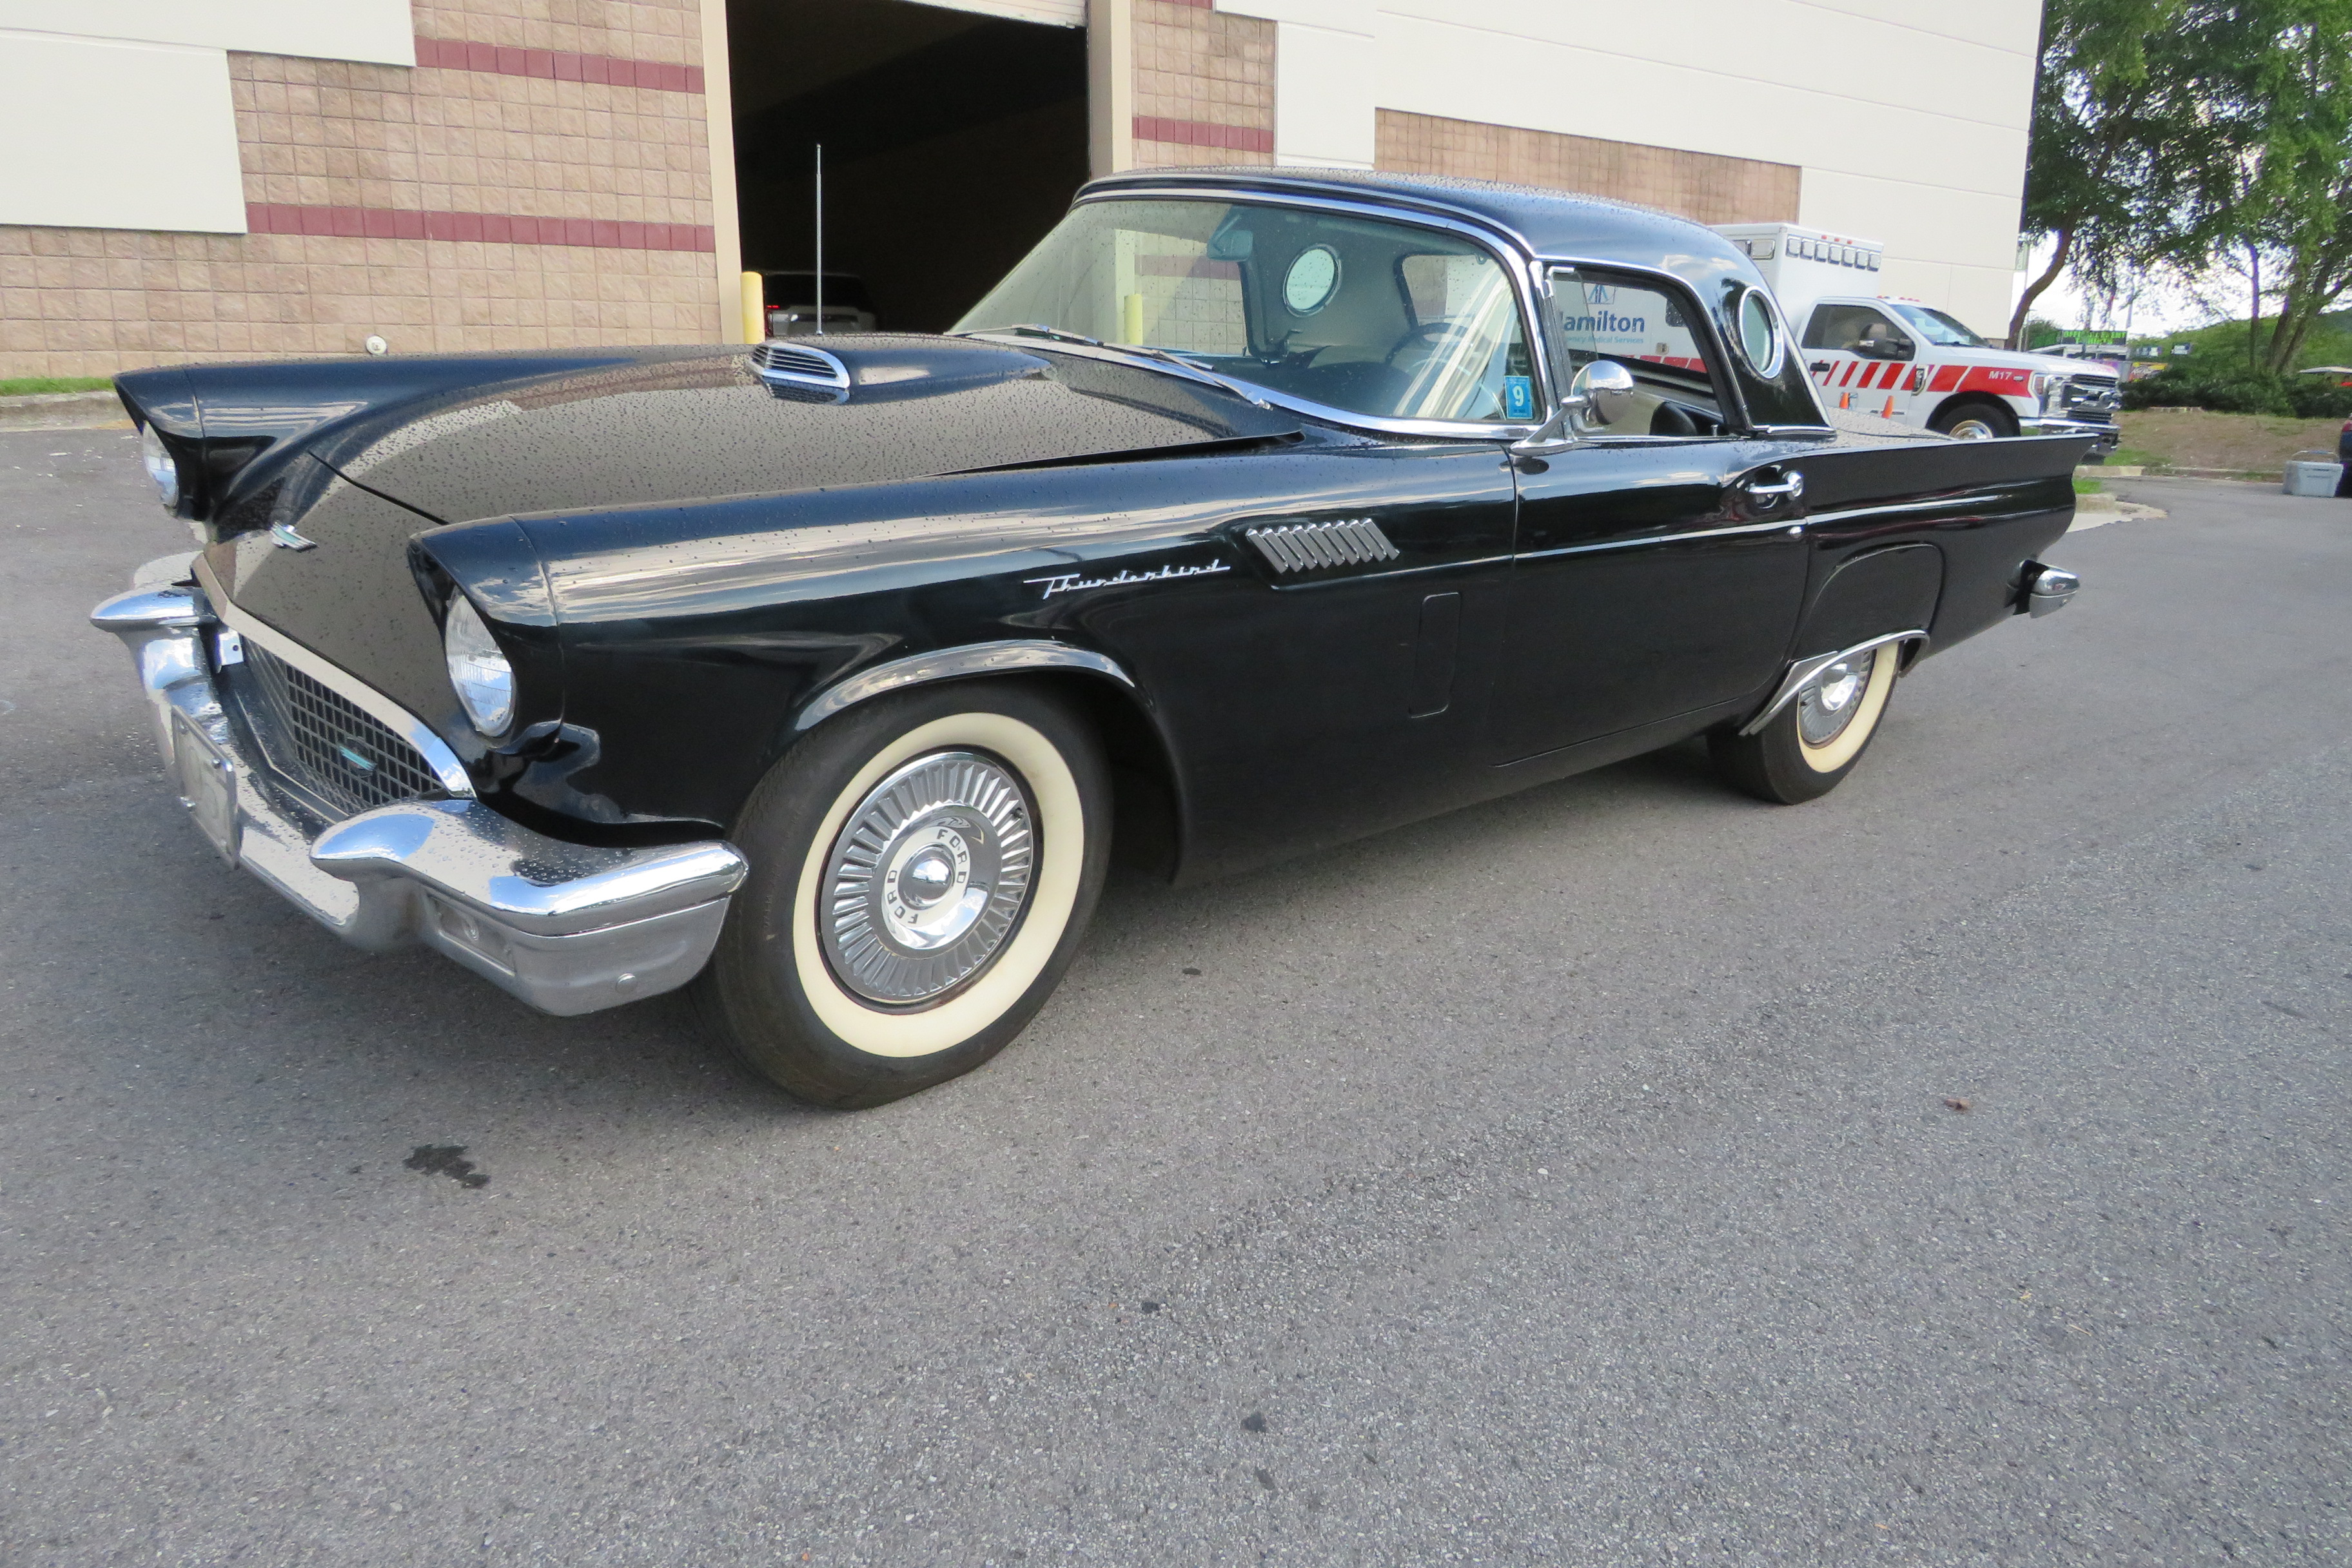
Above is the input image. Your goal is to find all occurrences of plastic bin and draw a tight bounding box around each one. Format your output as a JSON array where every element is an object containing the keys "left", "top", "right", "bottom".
[{"left": 2284, "top": 451, "right": 2346, "bottom": 496}]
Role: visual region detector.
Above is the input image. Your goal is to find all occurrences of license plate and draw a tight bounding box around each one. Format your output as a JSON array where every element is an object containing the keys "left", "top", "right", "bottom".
[{"left": 171, "top": 711, "right": 240, "bottom": 863}]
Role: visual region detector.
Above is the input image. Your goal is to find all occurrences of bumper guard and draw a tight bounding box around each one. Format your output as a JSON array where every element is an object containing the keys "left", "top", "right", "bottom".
[
  {"left": 2021, "top": 415, "right": 2121, "bottom": 453},
  {"left": 90, "top": 565, "right": 747, "bottom": 1016}
]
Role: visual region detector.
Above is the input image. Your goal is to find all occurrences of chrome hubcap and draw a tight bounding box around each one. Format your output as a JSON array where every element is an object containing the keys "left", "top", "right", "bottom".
[
  {"left": 820, "top": 750, "right": 1035, "bottom": 1005},
  {"left": 1949, "top": 418, "right": 1997, "bottom": 440},
  {"left": 1798, "top": 652, "right": 1874, "bottom": 746}
]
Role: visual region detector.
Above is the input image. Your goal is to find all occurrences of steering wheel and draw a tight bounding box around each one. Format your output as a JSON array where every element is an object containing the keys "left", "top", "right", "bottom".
[{"left": 1384, "top": 319, "right": 1453, "bottom": 369}]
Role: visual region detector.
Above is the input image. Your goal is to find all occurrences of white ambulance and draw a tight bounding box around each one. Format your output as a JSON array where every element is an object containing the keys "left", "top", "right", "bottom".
[{"left": 1713, "top": 222, "right": 2122, "bottom": 458}]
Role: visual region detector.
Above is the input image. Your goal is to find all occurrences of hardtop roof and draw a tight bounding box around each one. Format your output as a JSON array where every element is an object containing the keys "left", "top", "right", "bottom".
[{"left": 1079, "top": 166, "right": 1766, "bottom": 301}]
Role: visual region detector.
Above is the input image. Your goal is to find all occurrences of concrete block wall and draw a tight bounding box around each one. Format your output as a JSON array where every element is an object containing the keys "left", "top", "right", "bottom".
[
  {"left": 1376, "top": 110, "right": 1801, "bottom": 229},
  {"left": 1131, "top": 0, "right": 1277, "bottom": 168},
  {"left": 0, "top": 0, "right": 728, "bottom": 379}
]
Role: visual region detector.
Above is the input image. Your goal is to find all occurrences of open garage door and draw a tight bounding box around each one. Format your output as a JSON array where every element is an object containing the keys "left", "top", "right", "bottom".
[{"left": 729, "top": 0, "right": 1090, "bottom": 335}]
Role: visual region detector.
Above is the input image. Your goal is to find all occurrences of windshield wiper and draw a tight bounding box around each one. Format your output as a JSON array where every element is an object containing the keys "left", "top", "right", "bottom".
[{"left": 963, "top": 327, "right": 1273, "bottom": 409}]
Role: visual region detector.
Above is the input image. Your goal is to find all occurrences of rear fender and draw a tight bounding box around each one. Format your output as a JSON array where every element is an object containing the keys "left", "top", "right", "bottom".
[{"left": 1794, "top": 542, "right": 1943, "bottom": 659}]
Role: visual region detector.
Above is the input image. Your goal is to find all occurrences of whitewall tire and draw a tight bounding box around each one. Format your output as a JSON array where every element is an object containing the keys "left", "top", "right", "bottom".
[
  {"left": 1709, "top": 642, "right": 1900, "bottom": 805},
  {"left": 694, "top": 681, "right": 1110, "bottom": 1107}
]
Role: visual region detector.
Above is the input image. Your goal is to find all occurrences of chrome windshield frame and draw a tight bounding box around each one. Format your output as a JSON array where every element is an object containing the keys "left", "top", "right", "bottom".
[
  {"left": 963, "top": 186, "right": 1563, "bottom": 444},
  {"left": 1531, "top": 253, "right": 1834, "bottom": 440}
]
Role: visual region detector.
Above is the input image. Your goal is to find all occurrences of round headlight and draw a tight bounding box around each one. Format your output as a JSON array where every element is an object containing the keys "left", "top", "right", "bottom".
[
  {"left": 443, "top": 594, "right": 516, "bottom": 736},
  {"left": 139, "top": 423, "right": 180, "bottom": 510}
]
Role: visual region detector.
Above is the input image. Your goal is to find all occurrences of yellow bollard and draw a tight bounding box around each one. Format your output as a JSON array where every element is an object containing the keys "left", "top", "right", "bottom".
[{"left": 740, "top": 271, "right": 767, "bottom": 344}]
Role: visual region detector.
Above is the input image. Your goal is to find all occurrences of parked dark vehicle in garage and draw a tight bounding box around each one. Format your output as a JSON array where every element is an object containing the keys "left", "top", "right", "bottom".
[{"left": 93, "top": 168, "right": 2087, "bottom": 1106}]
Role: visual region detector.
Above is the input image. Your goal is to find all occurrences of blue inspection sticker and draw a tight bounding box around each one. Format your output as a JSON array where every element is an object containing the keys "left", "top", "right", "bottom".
[{"left": 1502, "top": 375, "right": 1536, "bottom": 420}]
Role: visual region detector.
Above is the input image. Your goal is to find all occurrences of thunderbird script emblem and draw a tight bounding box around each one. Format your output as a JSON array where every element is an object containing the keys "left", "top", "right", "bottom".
[{"left": 1023, "top": 560, "right": 1230, "bottom": 600}]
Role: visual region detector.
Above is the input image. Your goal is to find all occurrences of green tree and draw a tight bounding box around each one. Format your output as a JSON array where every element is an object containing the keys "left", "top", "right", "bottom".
[
  {"left": 2213, "top": 0, "right": 2352, "bottom": 373},
  {"left": 2020, "top": 0, "right": 2352, "bottom": 369},
  {"left": 2009, "top": 0, "right": 2186, "bottom": 349}
]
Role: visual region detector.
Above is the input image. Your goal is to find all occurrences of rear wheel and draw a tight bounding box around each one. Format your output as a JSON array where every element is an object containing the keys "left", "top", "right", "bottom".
[
  {"left": 1709, "top": 642, "right": 1901, "bottom": 805},
  {"left": 1930, "top": 399, "right": 2017, "bottom": 440},
  {"left": 694, "top": 681, "right": 1111, "bottom": 1108}
]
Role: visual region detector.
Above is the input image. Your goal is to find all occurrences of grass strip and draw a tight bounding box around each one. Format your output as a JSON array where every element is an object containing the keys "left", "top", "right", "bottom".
[{"left": 0, "top": 376, "right": 114, "bottom": 397}]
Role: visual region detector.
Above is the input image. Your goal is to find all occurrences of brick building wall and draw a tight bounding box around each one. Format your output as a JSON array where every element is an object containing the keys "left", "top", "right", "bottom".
[
  {"left": 1107, "top": 9, "right": 1796, "bottom": 229},
  {"left": 0, "top": 1, "right": 725, "bottom": 380},
  {"left": 1128, "top": 0, "right": 1273, "bottom": 169},
  {"left": 1376, "top": 110, "right": 1801, "bottom": 228}
]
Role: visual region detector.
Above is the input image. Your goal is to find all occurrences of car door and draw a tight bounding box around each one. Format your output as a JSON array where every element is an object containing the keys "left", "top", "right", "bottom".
[
  {"left": 1491, "top": 266, "right": 1810, "bottom": 763},
  {"left": 1075, "top": 438, "right": 1519, "bottom": 881},
  {"left": 1801, "top": 301, "right": 1921, "bottom": 420}
]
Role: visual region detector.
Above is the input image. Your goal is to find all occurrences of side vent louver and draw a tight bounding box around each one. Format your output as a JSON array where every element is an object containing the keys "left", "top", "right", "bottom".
[
  {"left": 749, "top": 340, "right": 851, "bottom": 399},
  {"left": 1244, "top": 517, "right": 1400, "bottom": 574}
]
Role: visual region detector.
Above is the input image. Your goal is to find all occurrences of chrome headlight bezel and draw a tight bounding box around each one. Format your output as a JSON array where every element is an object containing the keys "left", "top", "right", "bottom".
[
  {"left": 139, "top": 423, "right": 182, "bottom": 511},
  {"left": 442, "top": 593, "right": 517, "bottom": 738}
]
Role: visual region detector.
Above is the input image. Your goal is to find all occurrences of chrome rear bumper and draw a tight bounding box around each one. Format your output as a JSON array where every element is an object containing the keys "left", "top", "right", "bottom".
[
  {"left": 2021, "top": 415, "right": 2121, "bottom": 453},
  {"left": 90, "top": 564, "right": 746, "bottom": 1016}
]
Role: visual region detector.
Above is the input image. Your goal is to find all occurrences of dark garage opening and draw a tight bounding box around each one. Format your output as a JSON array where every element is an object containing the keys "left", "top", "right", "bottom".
[{"left": 727, "top": 0, "right": 1092, "bottom": 335}]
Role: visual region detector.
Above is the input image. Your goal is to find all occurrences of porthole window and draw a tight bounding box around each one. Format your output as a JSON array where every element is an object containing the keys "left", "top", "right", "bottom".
[
  {"left": 1734, "top": 286, "right": 1785, "bottom": 377},
  {"left": 1282, "top": 245, "right": 1341, "bottom": 316}
]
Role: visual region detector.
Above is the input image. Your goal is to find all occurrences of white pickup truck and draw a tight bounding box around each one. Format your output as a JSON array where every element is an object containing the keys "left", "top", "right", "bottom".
[{"left": 1713, "top": 222, "right": 2121, "bottom": 458}]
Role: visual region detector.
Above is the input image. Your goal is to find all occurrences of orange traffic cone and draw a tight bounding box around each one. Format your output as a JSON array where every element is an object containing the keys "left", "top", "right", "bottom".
[
  {"left": 1880, "top": 395, "right": 1896, "bottom": 418},
  {"left": 1839, "top": 391, "right": 1852, "bottom": 408}
]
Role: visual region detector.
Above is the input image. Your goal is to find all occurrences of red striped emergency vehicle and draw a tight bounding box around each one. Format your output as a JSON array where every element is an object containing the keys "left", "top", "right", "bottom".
[{"left": 1714, "top": 222, "right": 2121, "bottom": 456}]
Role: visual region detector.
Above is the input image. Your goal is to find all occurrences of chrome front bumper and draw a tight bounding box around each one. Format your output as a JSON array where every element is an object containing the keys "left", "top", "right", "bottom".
[
  {"left": 90, "top": 565, "right": 747, "bottom": 1017},
  {"left": 2022, "top": 415, "right": 2121, "bottom": 453}
]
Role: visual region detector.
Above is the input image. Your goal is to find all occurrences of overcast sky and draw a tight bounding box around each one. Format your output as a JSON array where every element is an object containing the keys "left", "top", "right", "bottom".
[{"left": 2006, "top": 239, "right": 2262, "bottom": 341}]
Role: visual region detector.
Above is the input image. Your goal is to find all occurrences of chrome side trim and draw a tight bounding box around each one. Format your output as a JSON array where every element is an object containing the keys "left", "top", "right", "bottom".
[
  {"left": 1737, "top": 629, "right": 1927, "bottom": 737},
  {"left": 1799, "top": 494, "right": 2014, "bottom": 529},
  {"left": 794, "top": 640, "right": 1137, "bottom": 733},
  {"left": 1246, "top": 516, "right": 1400, "bottom": 573},
  {"left": 192, "top": 558, "right": 474, "bottom": 798},
  {"left": 1516, "top": 516, "right": 1807, "bottom": 563}
]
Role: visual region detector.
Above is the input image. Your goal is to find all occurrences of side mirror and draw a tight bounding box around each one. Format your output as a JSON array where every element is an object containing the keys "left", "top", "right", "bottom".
[
  {"left": 1567, "top": 360, "right": 1637, "bottom": 429},
  {"left": 1511, "top": 360, "right": 1640, "bottom": 454}
]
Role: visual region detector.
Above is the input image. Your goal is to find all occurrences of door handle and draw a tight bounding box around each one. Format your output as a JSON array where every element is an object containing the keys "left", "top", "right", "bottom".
[{"left": 1743, "top": 471, "right": 1805, "bottom": 507}]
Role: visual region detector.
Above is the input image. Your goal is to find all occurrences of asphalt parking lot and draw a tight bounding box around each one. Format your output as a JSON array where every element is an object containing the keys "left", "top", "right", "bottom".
[{"left": 5, "top": 436, "right": 2348, "bottom": 1565}]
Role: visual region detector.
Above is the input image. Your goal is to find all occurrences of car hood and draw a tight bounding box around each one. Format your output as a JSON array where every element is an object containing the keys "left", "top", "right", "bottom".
[
  {"left": 159, "top": 338, "right": 1300, "bottom": 750},
  {"left": 181, "top": 338, "right": 1301, "bottom": 529}
]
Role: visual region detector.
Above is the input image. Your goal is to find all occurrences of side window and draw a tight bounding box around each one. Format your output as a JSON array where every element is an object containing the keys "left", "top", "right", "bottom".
[
  {"left": 1393, "top": 253, "right": 1537, "bottom": 422},
  {"left": 1547, "top": 270, "right": 1729, "bottom": 438},
  {"left": 1803, "top": 304, "right": 1912, "bottom": 360}
]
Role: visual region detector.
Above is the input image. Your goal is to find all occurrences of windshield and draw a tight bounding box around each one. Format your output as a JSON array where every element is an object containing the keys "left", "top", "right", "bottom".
[
  {"left": 1887, "top": 302, "right": 1989, "bottom": 348},
  {"left": 954, "top": 199, "right": 1536, "bottom": 426}
]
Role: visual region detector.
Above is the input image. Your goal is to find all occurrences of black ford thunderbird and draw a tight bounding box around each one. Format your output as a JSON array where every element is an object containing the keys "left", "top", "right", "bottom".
[{"left": 94, "top": 169, "right": 2084, "bottom": 1106}]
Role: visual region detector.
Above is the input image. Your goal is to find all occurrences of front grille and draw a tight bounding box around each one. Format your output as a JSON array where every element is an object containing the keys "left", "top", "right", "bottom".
[
  {"left": 2061, "top": 379, "right": 2121, "bottom": 416},
  {"left": 242, "top": 644, "right": 444, "bottom": 818}
]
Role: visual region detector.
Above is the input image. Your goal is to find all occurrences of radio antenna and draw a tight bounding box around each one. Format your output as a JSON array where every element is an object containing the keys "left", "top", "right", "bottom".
[{"left": 814, "top": 143, "right": 825, "bottom": 335}]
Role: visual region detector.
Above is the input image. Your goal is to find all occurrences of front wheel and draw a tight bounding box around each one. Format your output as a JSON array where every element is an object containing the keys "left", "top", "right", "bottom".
[
  {"left": 1709, "top": 642, "right": 1900, "bottom": 805},
  {"left": 1930, "top": 399, "right": 2017, "bottom": 440},
  {"left": 694, "top": 681, "right": 1111, "bottom": 1108}
]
